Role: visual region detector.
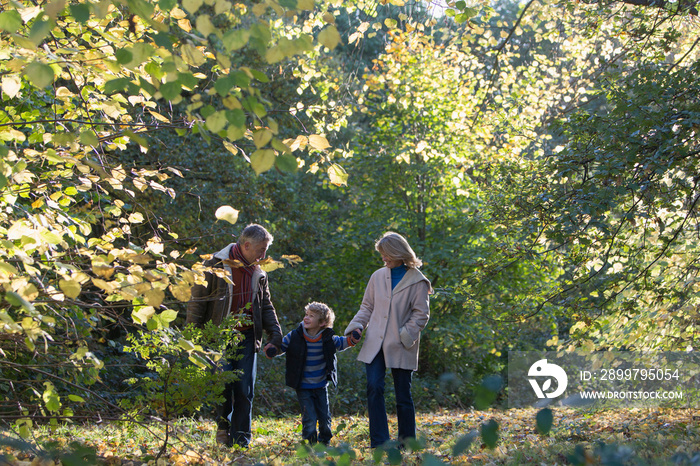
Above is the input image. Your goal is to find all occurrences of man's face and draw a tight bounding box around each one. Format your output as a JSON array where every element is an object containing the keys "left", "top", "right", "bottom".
[{"left": 242, "top": 240, "right": 269, "bottom": 264}]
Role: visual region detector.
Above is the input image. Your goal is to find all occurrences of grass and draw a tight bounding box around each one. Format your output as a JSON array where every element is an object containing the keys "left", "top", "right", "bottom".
[{"left": 2, "top": 408, "right": 699, "bottom": 465}]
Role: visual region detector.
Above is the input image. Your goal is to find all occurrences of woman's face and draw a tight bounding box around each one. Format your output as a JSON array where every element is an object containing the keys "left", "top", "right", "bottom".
[{"left": 381, "top": 253, "right": 403, "bottom": 269}]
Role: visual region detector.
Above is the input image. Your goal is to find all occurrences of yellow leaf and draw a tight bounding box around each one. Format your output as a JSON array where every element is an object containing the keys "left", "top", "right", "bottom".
[
  {"left": 128, "top": 212, "right": 145, "bottom": 223},
  {"left": 259, "top": 258, "right": 284, "bottom": 272},
  {"left": 144, "top": 288, "right": 165, "bottom": 307},
  {"left": 223, "top": 140, "right": 238, "bottom": 155},
  {"left": 170, "top": 283, "right": 192, "bottom": 302},
  {"left": 297, "top": 0, "right": 314, "bottom": 10},
  {"left": 215, "top": 205, "right": 239, "bottom": 224},
  {"left": 328, "top": 163, "right": 348, "bottom": 186},
  {"left": 2, "top": 75, "right": 21, "bottom": 99},
  {"left": 253, "top": 128, "right": 273, "bottom": 148},
  {"left": 318, "top": 25, "right": 341, "bottom": 50},
  {"left": 181, "top": 43, "right": 206, "bottom": 67},
  {"left": 182, "top": 0, "right": 203, "bottom": 14},
  {"left": 132, "top": 306, "right": 156, "bottom": 325},
  {"left": 308, "top": 134, "right": 331, "bottom": 150},
  {"left": 59, "top": 279, "right": 81, "bottom": 299},
  {"left": 195, "top": 14, "right": 214, "bottom": 37},
  {"left": 206, "top": 110, "right": 227, "bottom": 133},
  {"left": 148, "top": 110, "right": 171, "bottom": 123},
  {"left": 92, "top": 278, "right": 119, "bottom": 293}
]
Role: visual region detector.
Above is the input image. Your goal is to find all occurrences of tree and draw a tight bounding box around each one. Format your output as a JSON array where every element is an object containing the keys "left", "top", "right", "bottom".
[{"left": 0, "top": 0, "right": 344, "bottom": 425}]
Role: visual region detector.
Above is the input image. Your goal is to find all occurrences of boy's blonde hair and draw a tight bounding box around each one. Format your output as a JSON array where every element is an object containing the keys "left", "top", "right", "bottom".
[
  {"left": 375, "top": 231, "right": 422, "bottom": 268},
  {"left": 305, "top": 301, "right": 335, "bottom": 328}
]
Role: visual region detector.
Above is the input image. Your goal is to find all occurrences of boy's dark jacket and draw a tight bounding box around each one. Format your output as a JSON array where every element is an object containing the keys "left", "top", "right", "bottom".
[{"left": 285, "top": 323, "right": 339, "bottom": 389}]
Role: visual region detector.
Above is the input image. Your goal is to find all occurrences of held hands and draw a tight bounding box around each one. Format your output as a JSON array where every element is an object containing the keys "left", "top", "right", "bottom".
[
  {"left": 263, "top": 343, "right": 278, "bottom": 358},
  {"left": 347, "top": 329, "right": 362, "bottom": 345}
]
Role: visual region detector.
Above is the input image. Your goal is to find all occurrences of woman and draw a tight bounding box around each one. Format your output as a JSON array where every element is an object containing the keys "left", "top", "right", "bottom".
[{"left": 344, "top": 232, "right": 432, "bottom": 448}]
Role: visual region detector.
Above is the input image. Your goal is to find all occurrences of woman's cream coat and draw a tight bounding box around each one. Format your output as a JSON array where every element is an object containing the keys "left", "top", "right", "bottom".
[{"left": 344, "top": 267, "right": 431, "bottom": 371}]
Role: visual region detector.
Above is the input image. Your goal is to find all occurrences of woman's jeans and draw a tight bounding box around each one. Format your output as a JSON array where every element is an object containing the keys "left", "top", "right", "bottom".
[
  {"left": 365, "top": 350, "right": 416, "bottom": 448},
  {"left": 218, "top": 332, "right": 257, "bottom": 447},
  {"left": 296, "top": 387, "right": 332, "bottom": 444}
]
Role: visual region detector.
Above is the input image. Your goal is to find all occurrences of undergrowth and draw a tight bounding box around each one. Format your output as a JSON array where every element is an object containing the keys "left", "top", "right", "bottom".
[{"left": 2, "top": 408, "right": 699, "bottom": 465}]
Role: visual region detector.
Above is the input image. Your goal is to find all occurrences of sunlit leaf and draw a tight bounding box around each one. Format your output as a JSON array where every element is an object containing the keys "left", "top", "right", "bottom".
[
  {"left": 308, "top": 134, "right": 331, "bottom": 150},
  {"left": 59, "top": 279, "right": 81, "bottom": 299},
  {"left": 2, "top": 75, "right": 22, "bottom": 98},
  {"left": 328, "top": 163, "right": 348, "bottom": 186},
  {"left": 215, "top": 205, "right": 239, "bottom": 224}
]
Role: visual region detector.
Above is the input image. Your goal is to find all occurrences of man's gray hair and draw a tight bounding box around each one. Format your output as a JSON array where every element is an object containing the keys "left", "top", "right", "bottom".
[{"left": 237, "top": 223, "right": 273, "bottom": 245}]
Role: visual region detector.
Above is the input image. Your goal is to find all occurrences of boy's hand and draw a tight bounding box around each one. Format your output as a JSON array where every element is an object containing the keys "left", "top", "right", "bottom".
[
  {"left": 348, "top": 330, "right": 362, "bottom": 344},
  {"left": 264, "top": 343, "right": 277, "bottom": 358}
]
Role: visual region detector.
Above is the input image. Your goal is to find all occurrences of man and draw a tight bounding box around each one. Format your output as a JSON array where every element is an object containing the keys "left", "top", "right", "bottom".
[{"left": 186, "top": 223, "right": 283, "bottom": 448}]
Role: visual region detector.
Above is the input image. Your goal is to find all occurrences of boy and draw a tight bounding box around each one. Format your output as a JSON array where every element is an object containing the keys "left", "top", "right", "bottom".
[{"left": 269, "top": 302, "right": 360, "bottom": 445}]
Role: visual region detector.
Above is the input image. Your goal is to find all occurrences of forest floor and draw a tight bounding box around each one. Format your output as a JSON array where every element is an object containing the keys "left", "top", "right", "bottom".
[{"left": 2, "top": 407, "right": 699, "bottom": 465}]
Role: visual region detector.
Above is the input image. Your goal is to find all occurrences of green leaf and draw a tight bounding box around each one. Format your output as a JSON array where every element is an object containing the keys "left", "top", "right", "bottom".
[
  {"left": 188, "top": 352, "right": 209, "bottom": 369},
  {"left": 250, "top": 149, "right": 275, "bottom": 175},
  {"left": 231, "top": 70, "right": 250, "bottom": 88},
  {"left": 0, "top": 10, "right": 23, "bottom": 33},
  {"left": 115, "top": 49, "right": 133, "bottom": 65},
  {"left": 5, "top": 291, "right": 35, "bottom": 312},
  {"left": 104, "top": 78, "right": 130, "bottom": 94},
  {"left": 214, "top": 75, "right": 235, "bottom": 96},
  {"left": 386, "top": 447, "right": 402, "bottom": 465},
  {"left": 481, "top": 419, "right": 499, "bottom": 449},
  {"left": 223, "top": 28, "right": 250, "bottom": 51},
  {"left": 126, "top": 0, "right": 156, "bottom": 21},
  {"left": 80, "top": 130, "right": 99, "bottom": 147},
  {"left": 160, "top": 81, "right": 181, "bottom": 101},
  {"left": 159, "top": 0, "right": 177, "bottom": 10},
  {"left": 42, "top": 383, "right": 61, "bottom": 413},
  {"left": 69, "top": 4, "right": 91, "bottom": 23},
  {"left": 275, "top": 153, "right": 298, "bottom": 173},
  {"left": 536, "top": 408, "right": 554, "bottom": 435},
  {"left": 474, "top": 374, "right": 502, "bottom": 410},
  {"left": 249, "top": 69, "right": 269, "bottom": 83},
  {"left": 177, "top": 72, "right": 198, "bottom": 89},
  {"left": 68, "top": 394, "right": 86, "bottom": 402},
  {"left": 205, "top": 111, "right": 227, "bottom": 133},
  {"left": 422, "top": 454, "right": 447, "bottom": 465},
  {"left": 453, "top": 431, "right": 478, "bottom": 456},
  {"left": 24, "top": 61, "right": 54, "bottom": 88},
  {"left": 29, "top": 19, "right": 52, "bottom": 45},
  {"left": 159, "top": 309, "right": 178, "bottom": 325},
  {"left": 226, "top": 109, "right": 246, "bottom": 127}
]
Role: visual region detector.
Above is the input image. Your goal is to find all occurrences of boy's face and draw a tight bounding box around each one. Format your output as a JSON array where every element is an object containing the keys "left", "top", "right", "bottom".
[{"left": 303, "top": 309, "right": 325, "bottom": 334}]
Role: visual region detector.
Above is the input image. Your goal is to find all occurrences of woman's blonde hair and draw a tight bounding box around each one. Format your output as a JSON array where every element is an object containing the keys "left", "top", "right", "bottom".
[
  {"left": 305, "top": 301, "right": 335, "bottom": 328},
  {"left": 375, "top": 232, "right": 422, "bottom": 269}
]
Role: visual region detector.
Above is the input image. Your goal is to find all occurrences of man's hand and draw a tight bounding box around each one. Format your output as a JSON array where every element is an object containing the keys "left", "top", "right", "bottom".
[{"left": 263, "top": 343, "right": 277, "bottom": 358}]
